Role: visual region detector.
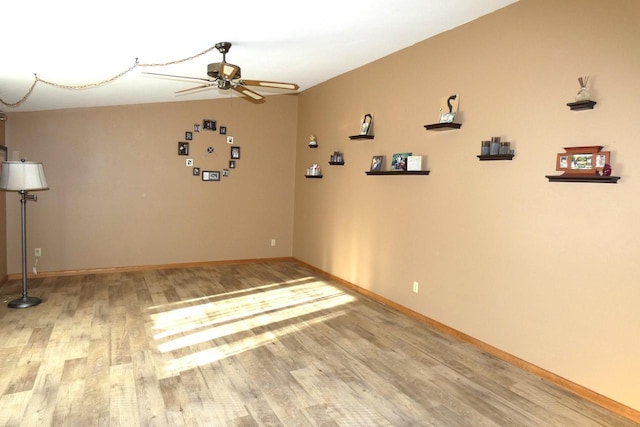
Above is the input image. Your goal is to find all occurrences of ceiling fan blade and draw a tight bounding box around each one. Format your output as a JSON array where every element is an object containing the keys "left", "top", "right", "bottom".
[
  {"left": 142, "top": 72, "right": 212, "bottom": 83},
  {"left": 238, "top": 79, "right": 299, "bottom": 90},
  {"left": 232, "top": 85, "right": 265, "bottom": 102},
  {"left": 219, "top": 63, "right": 240, "bottom": 80},
  {"left": 175, "top": 84, "right": 213, "bottom": 94}
]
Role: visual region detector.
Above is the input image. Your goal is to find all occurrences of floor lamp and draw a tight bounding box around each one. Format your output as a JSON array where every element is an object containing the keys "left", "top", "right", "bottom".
[{"left": 0, "top": 159, "right": 49, "bottom": 309}]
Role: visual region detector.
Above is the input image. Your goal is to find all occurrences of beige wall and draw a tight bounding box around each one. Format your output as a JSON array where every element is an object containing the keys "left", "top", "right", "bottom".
[
  {"left": 5, "top": 95, "right": 298, "bottom": 273},
  {"left": 294, "top": 0, "right": 640, "bottom": 412}
]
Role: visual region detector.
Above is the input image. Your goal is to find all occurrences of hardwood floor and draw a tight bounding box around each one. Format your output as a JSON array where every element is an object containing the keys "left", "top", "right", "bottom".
[{"left": 0, "top": 261, "right": 635, "bottom": 426}]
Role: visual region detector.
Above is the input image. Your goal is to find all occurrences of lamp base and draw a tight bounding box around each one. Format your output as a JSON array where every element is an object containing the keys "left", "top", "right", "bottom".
[{"left": 8, "top": 296, "right": 42, "bottom": 309}]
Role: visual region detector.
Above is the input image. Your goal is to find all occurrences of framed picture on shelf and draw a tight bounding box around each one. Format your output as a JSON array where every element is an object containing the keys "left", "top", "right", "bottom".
[
  {"left": 370, "top": 155, "right": 384, "bottom": 171},
  {"left": 391, "top": 152, "right": 412, "bottom": 171},
  {"left": 555, "top": 146, "right": 608, "bottom": 175}
]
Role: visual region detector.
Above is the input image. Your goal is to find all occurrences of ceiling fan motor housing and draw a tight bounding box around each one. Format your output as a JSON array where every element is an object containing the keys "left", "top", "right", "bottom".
[{"left": 207, "top": 63, "right": 241, "bottom": 80}]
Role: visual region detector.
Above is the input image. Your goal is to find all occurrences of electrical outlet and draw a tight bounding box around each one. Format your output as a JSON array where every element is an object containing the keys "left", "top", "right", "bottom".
[
  {"left": 412, "top": 281, "right": 419, "bottom": 293},
  {"left": 271, "top": 239, "right": 276, "bottom": 247},
  {"left": 35, "top": 248, "right": 42, "bottom": 257}
]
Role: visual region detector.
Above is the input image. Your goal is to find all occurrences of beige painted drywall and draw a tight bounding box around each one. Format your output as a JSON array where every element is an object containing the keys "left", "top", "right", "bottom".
[
  {"left": 5, "top": 95, "right": 298, "bottom": 273},
  {"left": 294, "top": 0, "right": 640, "bottom": 412}
]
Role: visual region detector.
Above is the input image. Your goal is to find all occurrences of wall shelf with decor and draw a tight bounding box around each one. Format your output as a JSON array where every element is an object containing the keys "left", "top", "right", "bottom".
[
  {"left": 349, "top": 135, "right": 374, "bottom": 140},
  {"left": 545, "top": 175, "right": 619, "bottom": 183},
  {"left": 567, "top": 100, "right": 597, "bottom": 111},
  {"left": 477, "top": 154, "right": 514, "bottom": 161},
  {"left": 328, "top": 161, "right": 344, "bottom": 166},
  {"left": 365, "top": 170, "right": 430, "bottom": 176},
  {"left": 424, "top": 122, "right": 462, "bottom": 131}
]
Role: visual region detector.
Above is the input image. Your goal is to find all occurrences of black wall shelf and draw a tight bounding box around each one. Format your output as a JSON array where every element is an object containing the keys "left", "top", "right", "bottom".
[
  {"left": 477, "top": 154, "right": 515, "bottom": 161},
  {"left": 365, "top": 170, "right": 430, "bottom": 176},
  {"left": 328, "top": 161, "right": 345, "bottom": 166},
  {"left": 545, "top": 175, "right": 619, "bottom": 183},
  {"left": 567, "top": 100, "right": 597, "bottom": 111},
  {"left": 424, "top": 122, "right": 462, "bottom": 131},
  {"left": 305, "top": 175, "right": 323, "bottom": 179},
  {"left": 349, "top": 135, "right": 374, "bottom": 140}
]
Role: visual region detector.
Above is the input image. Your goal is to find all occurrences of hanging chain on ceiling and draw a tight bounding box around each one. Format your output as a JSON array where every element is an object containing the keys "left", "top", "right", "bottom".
[{"left": 0, "top": 44, "right": 219, "bottom": 108}]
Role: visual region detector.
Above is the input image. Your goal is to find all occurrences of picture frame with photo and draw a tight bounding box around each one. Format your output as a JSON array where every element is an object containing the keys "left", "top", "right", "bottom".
[
  {"left": 202, "top": 171, "right": 221, "bottom": 181},
  {"left": 193, "top": 124, "right": 201, "bottom": 132},
  {"left": 220, "top": 126, "right": 227, "bottom": 135},
  {"left": 370, "top": 155, "right": 384, "bottom": 171},
  {"left": 391, "top": 152, "right": 412, "bottom": 171},
  {"left": 229, "top": 160, "right": 236, "bottom": 169},
  {"left": 178, "top": 142, "right": 189, "bottom": 155},
  {"left": 555, "top": 146, "right": 609, "bottom": 175},
  {"left": 203, "top": 119, "right": 217, "bottom": 131},
  {"left": 230, "top": 146, "right": 240, "bottom": 159},
  {"left": 185, "top": 131, "right": 193, "bottom": 140},
  {"left": 193, "top": 167, "right": 201, "bottom": 176}
]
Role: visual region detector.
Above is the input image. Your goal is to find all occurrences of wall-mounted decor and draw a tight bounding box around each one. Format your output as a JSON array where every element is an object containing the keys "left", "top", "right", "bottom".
[
  {"left": 223, "top": 169, "right": 229, "bottom": 177},
  {"left": 391, "top": 153, "right": 412, "bottom": 171},
  {"left": 360, "top": 114, "right": 373, "bottom": 136},
  {"left": 567, "top": 76, "right": 597, "bottom": 110},
  {"left": 439, "top": 94, "right": 459, "bottom": 123},
  {"left": 370, "top": 155, "right": 384, "bottom": 171},
  {"left": 207, "top": 147, "right": 214, "bottom": 154},
  {"left": 193, "top": 167, "right": 200, "bottom": 176},
  {"left": 231, "top": 146, "right": 240, "bottom": 159},
  {"left": 545, "top": 146, "right": 619, "bottom": 183},
  {"left": 227, "top": 136, "right": 234, "bottom": 144},
  {"left": 329, "top": 151, "right": 344, "bottom": 165},
  {"left": 185, "top": 131, "right": 193, "bottom": 140},
  {"left": 193, "top": 124, "right": 201, "bottom": 132},
  {"left": 220, "top": 126, "right": 227, "bottom": 135},
  {"left": 309, "top": 135, "right": 318, "bottom": 147},
  {"left": 203, "top": 120, "right": 216, "bottom": 131},
  {"left": 407, "top": 156, "right": 423, "bottom": 171},
  {"left": 305, "top": 163, "right": 322, "bottom": 178},
  {"left": 229, "top": 160, "right": 236, "bottom": 169},
  {"left": 202, "top": 171, "right": 221, "bottom": 181},
  {"left": 178, "top": 142, "right": 189, "bottom": 155},
  {"left": 186, "top": 158, "right": 193, "bottom": 167}
]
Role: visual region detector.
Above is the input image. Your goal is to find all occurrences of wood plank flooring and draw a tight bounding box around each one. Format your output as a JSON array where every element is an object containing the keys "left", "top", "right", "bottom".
[{"left": 0, "top": 261, "right": 636, "bottom": 426}]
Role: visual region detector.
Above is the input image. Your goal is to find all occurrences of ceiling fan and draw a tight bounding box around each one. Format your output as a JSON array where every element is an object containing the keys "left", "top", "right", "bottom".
[{"left": 143, "top": 42, "right": 299, "bottom": 103}]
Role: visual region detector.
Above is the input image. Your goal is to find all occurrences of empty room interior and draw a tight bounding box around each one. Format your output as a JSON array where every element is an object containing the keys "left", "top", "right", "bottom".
[{"left": 1, "top": 0, "right": 639, "bottom": 425}]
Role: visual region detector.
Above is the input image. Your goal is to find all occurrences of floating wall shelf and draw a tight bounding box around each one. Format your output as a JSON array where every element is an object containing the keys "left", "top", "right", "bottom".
[
  {"left": 566, "top": 100, "right": 597, "bottom": 111},
  {"left": 545, "top": 175, "right": 619, "bottom": 183},
  {"left": 424, "top": 122, "right": 462, "bottom": 131},
  {"left": 328, "top": 161, "right": 345, "bottom": 166},
  {"left": 477, "top": 154, "right": 514, "bottom": 161},
  {"left": 305, "top": 175, "right": 323, "bottom": 179},
  {"left": 365, "top": 170, "right": 430, "bottom": 176},
  {"left": 349, "top": 135, "right": 375, "bottom": 140}
]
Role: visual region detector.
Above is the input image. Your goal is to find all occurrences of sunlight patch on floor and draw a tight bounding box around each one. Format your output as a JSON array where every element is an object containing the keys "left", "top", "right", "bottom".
[{"left": 150, "top": 278, "right": 356, "bottom": 375}]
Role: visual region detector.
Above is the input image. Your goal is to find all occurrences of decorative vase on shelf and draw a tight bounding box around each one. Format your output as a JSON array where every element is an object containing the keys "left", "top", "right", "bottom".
[{"left": 575, "top": 76, "right": 591, "bottom": 102}]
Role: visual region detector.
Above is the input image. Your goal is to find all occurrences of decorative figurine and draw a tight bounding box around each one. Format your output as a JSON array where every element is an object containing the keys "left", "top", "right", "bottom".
[
  {"left": 308, "top": 135, "right": 317, "bottom": 147},
  {"left": 602, "top": 163, "right": 612, "bottom": 176}
]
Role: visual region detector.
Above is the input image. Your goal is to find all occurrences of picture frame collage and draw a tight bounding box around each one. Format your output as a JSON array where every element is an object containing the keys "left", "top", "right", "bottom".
[{"left": 177, "top": 119, "right": 240, "bottom": 181}]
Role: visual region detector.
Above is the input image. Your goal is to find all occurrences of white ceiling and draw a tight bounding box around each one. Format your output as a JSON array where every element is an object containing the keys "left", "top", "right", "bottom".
[{"left": 1, "top": 0, "right": 518, "bottom": 113}]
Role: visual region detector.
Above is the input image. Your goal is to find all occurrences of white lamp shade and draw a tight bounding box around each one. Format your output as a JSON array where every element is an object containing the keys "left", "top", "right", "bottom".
[{"left": 0, "top": 161, "right": 49, "bottom": 191}]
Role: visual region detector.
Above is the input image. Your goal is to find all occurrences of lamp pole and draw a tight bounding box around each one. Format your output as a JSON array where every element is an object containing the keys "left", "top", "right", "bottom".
[{"left": 8, "top": 190, "right": 41, "bottom": 308}]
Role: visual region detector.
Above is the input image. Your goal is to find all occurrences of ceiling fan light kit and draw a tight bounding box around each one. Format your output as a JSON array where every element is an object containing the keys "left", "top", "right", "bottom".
[{"left": 145, "top": 41, "right": 299, "bottom": 103}]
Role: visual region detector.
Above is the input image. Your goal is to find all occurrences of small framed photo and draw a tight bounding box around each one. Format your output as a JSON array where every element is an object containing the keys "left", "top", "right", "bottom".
[
  {"left": 231, "top": 146, "right": 240, "bottom": 159},
  {"left": 227, "top": 136, "right": 234, "bottom": 144},
  {"left": 193, "top": 167, "right": 201, "bottom": 176},
  {"left": 359, "top": 114, "right": 373, "bottom": 136},
  {"left": 178, "top": 142, "right": 189, "bottom": 155},
  {"left": 370, "top": 155, "right": 384, "bottom": 171},
  {"left": 391, "top": 152, "right": 412, "bottom": 171},
  {"left": 222, "top": 169, "right": 229, "bottom": 177},
  {"left": 186, "top": 158, "right": 193, "bottom": 167},
  {"left": 220, "top": 126, "right": 227, "bottom": 135},
  {"left": 202, "top": 171, "right": 221, "bottom": 181},
  {"left": 203, "top": 119, "right": 216, "bottom": 131},
  {"left": 185, "top": 131, "right": 193, "bottom": 140},
  {"left": 193, "top": 124, "right": 201, "bottom": 132},
  {"left": 229, "top": 160, "right": 236, "bottom": 169}
]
